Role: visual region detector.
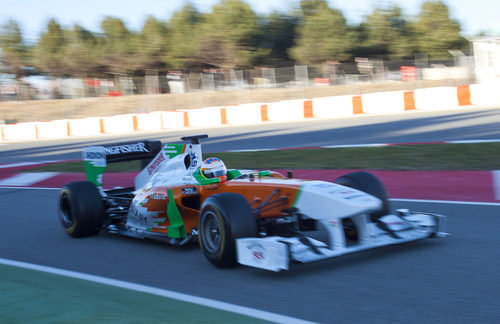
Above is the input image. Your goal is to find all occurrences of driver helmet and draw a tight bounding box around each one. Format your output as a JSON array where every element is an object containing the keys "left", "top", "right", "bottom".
[{"left": 200, "top": 157, "right": 227, "bottom": 183}]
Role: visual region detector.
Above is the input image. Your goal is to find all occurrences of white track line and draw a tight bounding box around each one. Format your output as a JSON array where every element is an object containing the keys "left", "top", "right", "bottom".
[
  {"left": 391, "top": 198, "right": 500, "bottom": 206},
  {"left": 225, "top": 148, "right": 276, "bottom": 152},
  {"left": 0, "top": 162, "right": 45, "bottom": 169},
  {"left": 0, "top": 258, "right": 314, "bottom": 324},
  {"left": 492, "top": 170, "right": 500, "bottom": 201},
  {"left": 0, "top": 172, "right": 59, "bottom": 186},
  {"left": 0, "top": 186, "right": 60, "bottom": 190},
  {"left": 0, "top": 160, "right": 62, "bottom": 169},
  {"left": 321, "top": 143, "right": 388, "bottom": 148},
  {"left": 447, "top": 139, "right": 500, "bottom": 144}
]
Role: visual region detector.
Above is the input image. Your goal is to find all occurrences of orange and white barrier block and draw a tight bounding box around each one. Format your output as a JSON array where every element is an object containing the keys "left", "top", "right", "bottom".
[
  {"left": 266, "top": 99, "right": 306, "bottom": 122},
  {"left": 185, "top": 107, "right": 224, "bottom": 128},
  {"left": 135, "top": 112, "right": 163, "bottom": 131},
  {"left": 1, "top": 122, "right": 37, "bottom": 141},
  {"left": 311, "top": 95, "right": 356, "bottom": 118},
  {"left": 414, "top": 86, "right": 460, "bottom": 110},
  {"left": 67, "top": 117, "right": 102, "bottom": 137},
  {"left": 101, "top": 114, "right": 136, "bottom": 134},
  {"left": 36, "top": 120, "right": 69, "bottom": 139},
  {"left": 158, "top": 111, "right": 185, "bottom": 129},
  {"left": 469, "top": 83, "right": 500, "bottom": 106},
  {"left": 225, "top": 103, "right": 263, "bottom": 125}
]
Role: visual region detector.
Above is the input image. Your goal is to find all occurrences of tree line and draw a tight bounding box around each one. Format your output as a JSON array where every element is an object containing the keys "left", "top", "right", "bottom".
[{"left": 0, "top": 0, "right": 468, "bottom": 80}]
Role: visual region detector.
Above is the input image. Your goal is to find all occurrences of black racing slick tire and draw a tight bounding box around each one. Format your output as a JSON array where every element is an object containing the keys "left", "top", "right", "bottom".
[
  {"left": 58, "top": 181, "right": 106, "bottom": 238},
  {"left": 335, "top": 171, "right": 391, "bottom": 220},
  {"left": 198, "top": 193, "right": 257, "bottom": 268}
]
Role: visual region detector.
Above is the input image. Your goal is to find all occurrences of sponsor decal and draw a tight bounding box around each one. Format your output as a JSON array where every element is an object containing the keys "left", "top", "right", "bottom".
[
  {"left": 189, "top": 151, "right": 198, "bottom": 167},
  {"left": 247, "top": 243, "right": 266, "bottom": 262},
  {"left": 182, "top": 187, "right": 198, "bottom": 195},
  {"left": 104, "top": 142, "right": 149, "bottom": 155},
  {"left": 164, "top": 144, "right": 186, "bottom": 158},
  {"left": 147, "top": 154, "right": 166, "bottom": 175},
  {"left": 343, "top": 194, "right": 367, "bottom": 200},
  {"left": 82, "top": 151, "right": 106, "bottom": 160},
  {"left": 150, "top": 193, "right": 167, "bottom": 200}
]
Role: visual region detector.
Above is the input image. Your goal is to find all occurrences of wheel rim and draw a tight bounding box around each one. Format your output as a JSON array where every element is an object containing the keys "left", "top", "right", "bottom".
[
  {"left": 59, "top": 194, "right": 74, "bottom": 229},
  {"left": 202, "top": 211, "right": 222, "bottom": 254}
]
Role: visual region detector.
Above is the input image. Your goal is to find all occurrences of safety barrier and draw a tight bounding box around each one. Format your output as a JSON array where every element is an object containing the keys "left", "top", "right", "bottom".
[
  {"left": 414, "top": 86, "right": 460, "bottom": 110},
  {"left": 158, "top": 111, "right": 185, "bottom": 129},
  {"left": 67, "top": 117, "right": 102, "bottom": 137},
  {"left": 184, "top": 106, "right": 224, "bottom": 128},
  {"left": 36, "top": 120, "right": 69, "bottom": 139},
  {"left": 225, "top": 103, "right": 263, "bottom": 125},
  {"left": 1, "top": 83, "right": 497, "bottom": 142},
  {"left": 135, "top": 112, "right": 163, "bottom": 131},
  {"left": 1, "top": 122, "right": 38, "bottom": 141},
  {"left": 266, "top": 99, "right": 305, "bottom": 122},
  {"left": 101, "top": 114, "right": 136, "bottom": 134},
  {"left": 311, "top": 95, "right": 355, "bottom": 118},
  {"left": 362, "top": 91, "right": 406, "bottom": 115},
  {"left": 469, "top": 83, "right": 500, "bottom": 106}
]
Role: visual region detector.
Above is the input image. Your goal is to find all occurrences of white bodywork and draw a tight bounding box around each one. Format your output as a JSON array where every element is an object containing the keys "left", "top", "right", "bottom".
[
  {"left": 134, "top": 143, "right": 203, "bottom": 190},
  {"left": 236, "top": 180, "right": 447, "bottom": 272},
  {"left": 237, "top": 212, "right": 446, "bottom": 272},
  {"left": 82, "top": 138, "right": 447, "bottom": 271},
  {"left": 129, "top": 144, "right": 447, "bottom": 272}
]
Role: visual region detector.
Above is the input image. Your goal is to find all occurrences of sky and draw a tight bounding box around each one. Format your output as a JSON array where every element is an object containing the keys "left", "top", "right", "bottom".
[{"left": 1, "top": 0, "right": 499, "bottom": 42}]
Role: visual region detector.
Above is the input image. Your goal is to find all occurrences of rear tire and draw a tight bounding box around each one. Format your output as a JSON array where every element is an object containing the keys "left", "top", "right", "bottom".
[
  {"left": 198, "top": 193, "right": 257, "bottom": 267},
  {"left": 335, "top": 171, "right": 390, "bottom": 220},
  {"left": 58, "top": 181, "right": 106, "bottom": 238}
]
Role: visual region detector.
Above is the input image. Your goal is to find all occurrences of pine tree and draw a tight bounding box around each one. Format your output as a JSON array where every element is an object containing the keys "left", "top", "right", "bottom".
[
  {"left": 164, "top": 4, "right": 203, "bottom": 69},
  {"left": 413, "top": 0, "right": 465, "bottom": 58},
  {"left": 63, "top": 25, "right": 100, "bottom": 77},
  {"left": 363, "top": 5, "right": 415, "bottom": 59},
  {"left": 0, "top": 19, "right": 28, "bottom": 79},
  {"left": 99, "top": 16, "right": 138, "bottom": 76},
  {"left": 136, "top": 16, "right": 168, "bottom": 72},
  {"left": 34, "top": 19, "right": 68, "bottom": 76},
  {"left": 196, "top": 0, "right": 267, "bottom": 69},
  {"left": 290, "top": 3, "right": 352, "bottom": 65}
]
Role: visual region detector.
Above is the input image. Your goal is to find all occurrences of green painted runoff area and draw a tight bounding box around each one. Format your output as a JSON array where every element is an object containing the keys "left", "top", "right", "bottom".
[{"left": 0, "top": 264, "right": 269, "bottom": 323}]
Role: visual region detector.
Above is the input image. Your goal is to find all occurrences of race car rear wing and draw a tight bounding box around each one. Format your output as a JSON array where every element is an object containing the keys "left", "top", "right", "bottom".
[
  {"left": 82, "top": 140, "right": 162, "bottom": 192},
  {"left": 82, "top": 135, "right": 208, "bottom": 193}
]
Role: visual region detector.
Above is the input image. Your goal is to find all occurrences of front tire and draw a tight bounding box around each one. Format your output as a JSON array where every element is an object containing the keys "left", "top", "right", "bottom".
[
  {"left": 335, "top": 171, "right": 391, "bottom": 220},
  {"left": 198, "top": 193, "right": 257, "bottom": 267},
  {"left": 58, "top": 181, "right": 106, "bottom": 238}
]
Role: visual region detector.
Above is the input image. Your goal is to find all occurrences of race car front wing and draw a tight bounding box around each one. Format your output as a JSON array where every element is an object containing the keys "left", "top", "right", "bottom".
[{"left": 236, "top": 211, "right": 447, "bottom": 272}]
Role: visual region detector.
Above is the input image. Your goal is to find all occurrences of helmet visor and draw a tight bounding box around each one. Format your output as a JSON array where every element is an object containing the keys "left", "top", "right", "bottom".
[{"left": 204, "top": 167, "right": 227, "bottom": 179}]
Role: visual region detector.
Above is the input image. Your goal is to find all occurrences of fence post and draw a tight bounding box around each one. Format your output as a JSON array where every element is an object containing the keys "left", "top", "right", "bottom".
[{"left": 295, "top": 65, "right": 309, "bottom": 87}]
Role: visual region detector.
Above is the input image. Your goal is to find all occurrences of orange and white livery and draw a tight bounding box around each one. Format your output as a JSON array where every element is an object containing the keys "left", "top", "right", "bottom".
[{"left": 59, "top": 135, "right": 447, "bottom": 271}]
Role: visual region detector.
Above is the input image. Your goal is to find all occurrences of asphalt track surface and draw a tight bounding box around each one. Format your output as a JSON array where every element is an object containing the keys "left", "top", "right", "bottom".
[
  {"left": 1, "top": 107, "right": 500, "bottom": 322},
  {"left": 1, "top": 106, "right": 500, "bottom": 163},
  {"left": 0, "top": 188, "right": 499, "bottom": 323}
]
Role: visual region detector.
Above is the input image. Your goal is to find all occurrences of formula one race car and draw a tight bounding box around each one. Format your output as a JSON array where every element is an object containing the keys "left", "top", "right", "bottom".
[{"left": 58, "top": 135, "right": 447, "bottom": 271}]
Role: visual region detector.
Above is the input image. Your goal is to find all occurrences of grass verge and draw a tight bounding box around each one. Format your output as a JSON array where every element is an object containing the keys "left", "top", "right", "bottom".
[
  {"left": 23, "top": 143, "right": 500, "bottom": 173},
  {"left": 0, "top": 264, "right": 267, "bottom": 323}
]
